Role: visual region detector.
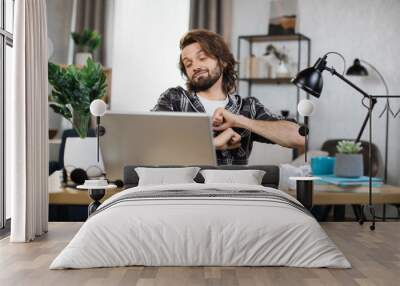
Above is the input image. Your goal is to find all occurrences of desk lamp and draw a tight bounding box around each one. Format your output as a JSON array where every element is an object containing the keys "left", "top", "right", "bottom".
[{"left": 292, "top": 52, "right": 400, "bottom": 230}]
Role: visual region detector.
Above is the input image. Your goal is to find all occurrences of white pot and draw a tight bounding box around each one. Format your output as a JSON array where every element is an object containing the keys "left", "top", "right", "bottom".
[
  {"left": 75, "top": 52, "right": 92, "bottom": 65},
  {"left": 276, "top": 61, "right": 290, "bottom": 78}
]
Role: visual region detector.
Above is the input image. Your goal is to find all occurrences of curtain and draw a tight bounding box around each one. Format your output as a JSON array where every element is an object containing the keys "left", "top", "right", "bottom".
[
  {"left": 189, "top": 0, "right": 233, "bottom": 46},
  {"left": 74, "top": 0, "right": 107, "bottom": 64},
  {"left": 10, "top": 0, "right": 48, "bottom": 242}
]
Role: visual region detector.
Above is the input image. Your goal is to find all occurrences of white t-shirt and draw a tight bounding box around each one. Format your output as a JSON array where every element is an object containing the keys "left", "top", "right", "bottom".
[{"left": 198, "top": 96, "right": 229, "bottom": 116}]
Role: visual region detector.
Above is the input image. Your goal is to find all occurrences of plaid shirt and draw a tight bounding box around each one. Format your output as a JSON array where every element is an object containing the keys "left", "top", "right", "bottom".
[{"left": 151, "top": 86, "right": 285, "bottom": 165}]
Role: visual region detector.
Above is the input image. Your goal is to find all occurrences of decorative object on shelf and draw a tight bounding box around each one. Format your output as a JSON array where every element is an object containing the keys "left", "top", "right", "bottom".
[
  {"left": 263, "top": 44, "right": 290, "bottom": 78},
  {"left": 291, "top": 51, "right": 400, "bottom": 230},
  {"left": 48, "top": 58, "right": 107, "bottom": 138},
  {"left": 242, "top": 55, "right": 256, "bottom": 78},
  {"left": 276, "top": 61, "right": 290, "bottom": 78},
  {"left": 268, "top": 0, "right": 298, "bottom": 35},
  {"left": 346, "top": 58, "right": 396, "bottom": 183},
  {"left": 249, "top": 54, "right": 260, "bottom": 78},
  {"left": 261, "top": 45, "right": 278, "bottom": 78},
  {"left": 334, "top": 140, "right": 364, "bottom": 178},
  {"left": 90, "top": 99, "right": 107, "bottom": 162},
  {"left": 71, "top": 28, "right": 102, "bottom": 65}
]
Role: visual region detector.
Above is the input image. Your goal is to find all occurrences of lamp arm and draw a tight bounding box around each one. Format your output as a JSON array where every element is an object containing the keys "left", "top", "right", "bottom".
[
  {"left": 359, "top": 59, "right": 389, "bottom": 95},
  {"left": 355, "top": 99, "right": 377, "bottom": 143},
  {"left": 324, "top": 66, "right": 378, "bottom": 142},
  {"left": 324, "top": 66, "right": 370, "bottom": 98}
]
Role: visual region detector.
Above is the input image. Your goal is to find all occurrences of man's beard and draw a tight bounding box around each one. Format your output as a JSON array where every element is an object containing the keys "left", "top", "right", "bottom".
[{"left": 188, "top": 66, "right": 222, "bottom": 92}]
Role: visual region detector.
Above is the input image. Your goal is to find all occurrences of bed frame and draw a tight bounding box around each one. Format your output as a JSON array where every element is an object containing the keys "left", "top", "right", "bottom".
[{"left": 123, "top": 165, "right": 280, "bottom": 189}]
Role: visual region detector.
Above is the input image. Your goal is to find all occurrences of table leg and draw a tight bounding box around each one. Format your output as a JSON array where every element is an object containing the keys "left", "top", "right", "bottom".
[
  {"left": 333, "top": 205, "right": 346, "bottom": 221},
  {"left": 383, "top": 204, "right": 386, "bottom": 221},
  {"left": 296, "top": 180, "right": 313, "bottom": 210}
]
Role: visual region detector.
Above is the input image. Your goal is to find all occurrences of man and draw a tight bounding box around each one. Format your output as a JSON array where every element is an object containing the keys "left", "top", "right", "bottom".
[{"left": 152, "top": 29, "right": 304, "bottom": 165}]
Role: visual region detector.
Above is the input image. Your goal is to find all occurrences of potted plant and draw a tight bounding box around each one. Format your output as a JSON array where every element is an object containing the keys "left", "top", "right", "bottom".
[
  {"left": 71, "top": 29, "right": 102, "bottom": 65},
  {"left": 48, "top": 58, "right": 107, "bottom": 138},
  {"left": 334, "top": 140, "right": 364, "bottom": 177},
  {"left": 262, "top": 44, "right": 290, "bottom": 78}
]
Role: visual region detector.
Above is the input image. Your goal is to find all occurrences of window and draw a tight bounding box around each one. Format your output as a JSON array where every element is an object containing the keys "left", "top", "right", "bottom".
[{"left": 0, "top": 0, "right": 14, "bottom": 231}]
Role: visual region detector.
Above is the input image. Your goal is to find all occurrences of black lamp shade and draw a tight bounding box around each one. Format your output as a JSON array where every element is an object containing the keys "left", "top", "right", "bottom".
[
  {"left": 346, "top": 59, "right": 368, "bottom": 76},
  {"left": 291, "top": 67, "right": 323, "bottom": 98}
]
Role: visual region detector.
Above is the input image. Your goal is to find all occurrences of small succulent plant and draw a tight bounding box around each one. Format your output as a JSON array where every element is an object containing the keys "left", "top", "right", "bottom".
[{"left": 336, "top": 140, "right": 363, "bottom": 154}]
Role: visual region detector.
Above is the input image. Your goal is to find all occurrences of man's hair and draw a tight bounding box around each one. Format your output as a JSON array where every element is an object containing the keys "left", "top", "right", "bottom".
[{"left": 179, "top": 29, "right": 238, "bottom": 94}]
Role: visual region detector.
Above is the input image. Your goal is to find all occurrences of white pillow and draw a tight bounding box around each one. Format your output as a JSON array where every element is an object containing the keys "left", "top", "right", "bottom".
[
  {"left": 135, "top": 167, "right": 200, "bottom": 186},
  {"left": 200, "top": 169, "right": 266, "bottom": 185}
]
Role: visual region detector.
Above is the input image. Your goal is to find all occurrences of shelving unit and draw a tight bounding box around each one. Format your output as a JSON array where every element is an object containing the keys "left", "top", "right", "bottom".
[
  {"left": 237, "top": 33, "right": 311, "bottom": 123},
  {"left": 237, "top": 33, "right": 311, "bottom": 159}
]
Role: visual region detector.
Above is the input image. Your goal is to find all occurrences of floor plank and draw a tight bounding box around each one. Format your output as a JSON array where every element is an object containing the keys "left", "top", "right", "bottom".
[{"left": 0, "top": 222, "right": 399, "bottom": 286}]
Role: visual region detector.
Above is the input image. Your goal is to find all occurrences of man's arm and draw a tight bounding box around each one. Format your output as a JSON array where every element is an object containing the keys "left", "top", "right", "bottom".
[
  {"left": 236, "top": 116, "right": 304, "bottom": 148},
  {"left": 213, "top": 108, "right": 305, "bottom": 149},
  {"left": 213, "top": 128, "right": 241, "bottom": 150}
]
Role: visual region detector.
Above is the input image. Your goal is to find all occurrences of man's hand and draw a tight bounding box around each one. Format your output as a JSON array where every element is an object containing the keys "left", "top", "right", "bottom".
[
  {"left": 212, "top": 108, "right": 242, "bottom": 131},
  {"left": 213, "top": 128, "right": 241, "bottom": 150}
]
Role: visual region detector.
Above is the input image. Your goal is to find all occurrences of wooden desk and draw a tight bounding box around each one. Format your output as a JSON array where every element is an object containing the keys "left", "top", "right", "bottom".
[
  {"left": 49, "top": 187, "right": 123, "bottom": 205},
  {"left": 287, "top": 183, "right": 400, "bottom": 205}
]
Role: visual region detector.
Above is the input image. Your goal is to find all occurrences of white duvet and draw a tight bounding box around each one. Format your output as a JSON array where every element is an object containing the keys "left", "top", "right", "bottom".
[{"left": 50, "top": 183, "right": 351, "bottom": 269}]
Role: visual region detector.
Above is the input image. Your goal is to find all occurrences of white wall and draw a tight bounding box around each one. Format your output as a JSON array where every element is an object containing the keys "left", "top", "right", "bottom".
[
  {"left": 111, "top": 0, "right": 190, "bottom": 112},
  {"left": 232, "top": 0, "right": 400, "bottom": 185}
]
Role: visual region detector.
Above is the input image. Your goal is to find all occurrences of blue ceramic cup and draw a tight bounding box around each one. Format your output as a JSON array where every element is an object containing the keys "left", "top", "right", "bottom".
[{"left": 311, "top": 156, "right": 336, "bottom": 175}]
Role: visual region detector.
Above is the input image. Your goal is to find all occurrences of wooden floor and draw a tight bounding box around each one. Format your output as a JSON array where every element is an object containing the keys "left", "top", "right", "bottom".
[{"left": 1, "top": 222, "right": 399, "bottom": 286}]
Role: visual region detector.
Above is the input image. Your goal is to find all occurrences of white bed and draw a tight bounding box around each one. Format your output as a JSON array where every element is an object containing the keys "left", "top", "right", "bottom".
[{"left": 50, "top": 183, "right": 350, "bottom": 269}]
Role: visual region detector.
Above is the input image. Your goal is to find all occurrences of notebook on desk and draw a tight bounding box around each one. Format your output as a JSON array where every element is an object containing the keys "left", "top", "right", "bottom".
[{"left": 317, "top": 175, "right": 383, "bottom": 187}]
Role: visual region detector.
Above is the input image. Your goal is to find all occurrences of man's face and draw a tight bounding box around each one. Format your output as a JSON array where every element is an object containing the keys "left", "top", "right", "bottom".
[{"left": 181, "top": 42, "right": 222, "bottom": 92}]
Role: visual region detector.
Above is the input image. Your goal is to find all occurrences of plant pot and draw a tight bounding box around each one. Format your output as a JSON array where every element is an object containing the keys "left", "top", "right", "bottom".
[
  {"left": 72, "top": 111, "right": 90, "bottom": 138},
  {"left": 334, "top": 153, "right": 364, "bottom": 178},
  {"left": 276, "top": 61, "right": 290, "bottom": 78},
  {"left": 75, "top": 52, "right": 92, "bottom": 65}
]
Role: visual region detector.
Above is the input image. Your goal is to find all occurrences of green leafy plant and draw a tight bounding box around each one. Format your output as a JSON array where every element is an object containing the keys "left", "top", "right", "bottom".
[
  {"left": 71, "top": 29, "right": 102, "bottom": 53},
  {"left": 48, "top": 58, "right": 107, "bottom": 138},
  {"left": 336, "top": 140, "right": 363, "bottom": 154},
  {"left": 264, "top": 44, "right": 288, "bottom": 63}
]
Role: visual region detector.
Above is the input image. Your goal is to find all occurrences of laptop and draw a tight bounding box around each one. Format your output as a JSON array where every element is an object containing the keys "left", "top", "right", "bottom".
[{"left": 100, "top": 112, "right": 217, "bottom": 180}]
